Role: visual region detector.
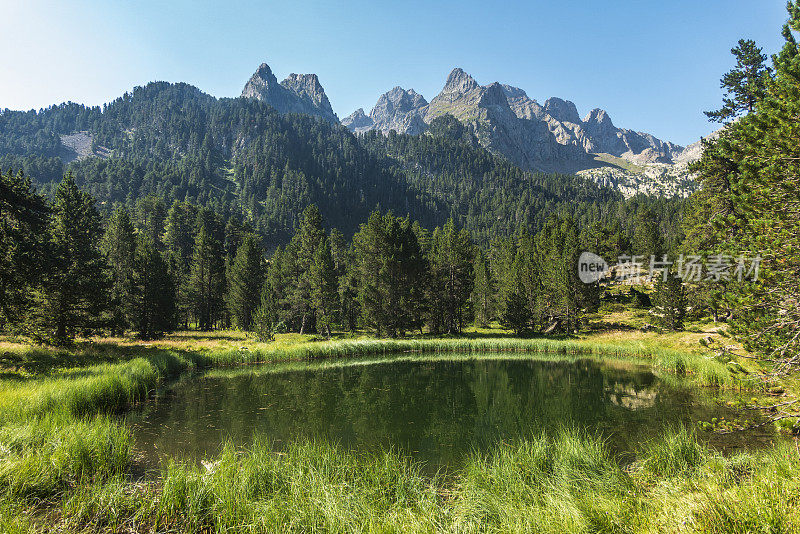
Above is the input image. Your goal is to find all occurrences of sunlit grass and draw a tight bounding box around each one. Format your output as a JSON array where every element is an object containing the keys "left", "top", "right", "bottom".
[
  {"left": 0, "top": 326, "right": 783, "bottom": 531},
  {"left": 21, "top": 429, "right": 799, "bottom": 533}
]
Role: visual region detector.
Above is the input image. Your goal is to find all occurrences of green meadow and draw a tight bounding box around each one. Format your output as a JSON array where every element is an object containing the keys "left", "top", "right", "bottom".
[{"left": 0, "top": 323, "right": 796, "bottom": 533}]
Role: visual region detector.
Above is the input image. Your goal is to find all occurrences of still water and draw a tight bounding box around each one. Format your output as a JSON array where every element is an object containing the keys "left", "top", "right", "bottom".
[{"left": 126, "top": 355, "right": 769, "bottom": 470}]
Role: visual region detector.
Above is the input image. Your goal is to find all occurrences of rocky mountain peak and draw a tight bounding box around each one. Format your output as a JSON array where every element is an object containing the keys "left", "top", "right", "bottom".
[
  {"left": 372, "top": 86, "right": 428, "bottom": 119},
  {"left": 280, "top": 73, "right": 335, "bottom": 117},
  {"left": 501, "top": 85, "right": 545, "bottom": 120},
  {"left": 584, "top": 108, "right": 614, "bottom": 128},
  {"left": 342, "top": 108, "right": 373, "bottom": 130},
  {"left": 242, "top": 63, "right": 281, "bottom": 99},
  {"left": 281, "top": 73, "right": 323, "bottom": 99},
  {"left": 543, "top": 97, "right": 580, "bottom": 124},
  {"left": 442, "top": 68, "right": 479, "bottom": 94},
  {"left": 479, "top": 82, "right": 510, "bottom": 108},
  {"left": 500, "top": 84, "right": 530, "bottom": 100},
  {"left": 241, "top": 62, "right": 337, "bottom": 123},
  {"left": 340, "top": 66, "right": 690, "bottom": 187}
]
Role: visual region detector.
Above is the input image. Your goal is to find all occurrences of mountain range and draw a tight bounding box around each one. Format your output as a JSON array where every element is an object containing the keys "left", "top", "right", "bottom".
[
  {"left": 0, "top": 60, "right": 695, "bottom": 247},
  {"left": 240, "top": 63, "right": 701, "bottom": 197}
]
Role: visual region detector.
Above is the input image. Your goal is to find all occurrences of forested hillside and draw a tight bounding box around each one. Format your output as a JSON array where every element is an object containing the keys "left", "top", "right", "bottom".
[{"left": 0, "top": 82, "right": 684, "bottom": 247}]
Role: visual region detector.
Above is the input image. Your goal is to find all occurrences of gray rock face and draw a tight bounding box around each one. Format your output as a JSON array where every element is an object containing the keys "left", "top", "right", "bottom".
[
  {"left": 242, "top": 63, "right": 338, "bottom": 123},
  {"left": 501, "top": 85, "right": 546, "bottom": 120},
  {"left": 341, "top": 67, "right": 689, "bottom": 178},
  {"left": 422, "top": 71, "right": 587, "bottom": 172},
  {"left": 349, "top": 86, "right": 428, "bottom": 135},
  {"left": 233, "top": 61, "right": 700, "bottom": 195},
  {"left": 341, "top": 108, "right": 373, "bottom": 130},
  {"left": 543, "top": 97, "right": 581, "bottom": 125}
]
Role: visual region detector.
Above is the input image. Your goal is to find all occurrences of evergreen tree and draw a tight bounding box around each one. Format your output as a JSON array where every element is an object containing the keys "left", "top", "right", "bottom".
[
  {"left": 654, "top": 270, "right": 687, "bottom": 331},
  {"left": 136, "top": 196, "right": 167, "bottom": 247},
  {"left": 255, "top": 246, "right": 286, "bottom": 339},
  {"left": 328, "top": 227, "right": 347, "bottom": 274},
  {"left": 516, "top": 229, "right": 543, "bottom": 330},
  {"left": 536, "top": 218, "right": 584, "bottom": 333},
  {"left": 339, "top": 266, "right": 360, "bottom": 332},
  {"left": 226, "top": 234, "right": 265, "bottom": 330},
  {"left": 187, "top": 212, "right": 225, "bottom": 330},
  {"left": 685, "top": 2, "right": 800, "bottom": 368},
  {"left": 128, "top": 235, "right": 176, "bottom": 339},
  {"left": 501, "top": 279, "right": 531, "bottom": 335},
  {"left": 163, "top": 201, "right": 197, "bottom": 327},
  {"left": 0, "top": 169, "right": 48, "bottom": 329},
  {"left": 705, "top": 38, "right": 773, "bottom": 122},
  {"left": 427, "top": 219, "right": 474, "bottom": 334},
  {"left": 32, "top": 174, "right": 109, "bottom": 343},
  {"left": 285, "top": 205, "right": 326, "bottom": 333},
  {"left": 101, "top": 207, "right": 136, "bottom": 334},
  {"left": 490, "top": 232, "right": 539, "bottom": 334},
  {"left": 352, "top": 210, "right": 427, "bottom": 336},
  {"left": 471, "top": 248, "right": 494, "bottom": 327},
  {"left": 309, "top": 236, "right": 339, "bottom": 337},
  {"left": 252, "top": 300, "right": 276, "bottom": 342},
  {"left": 632, "top": 208, "right": 664, "bottom": 260}
]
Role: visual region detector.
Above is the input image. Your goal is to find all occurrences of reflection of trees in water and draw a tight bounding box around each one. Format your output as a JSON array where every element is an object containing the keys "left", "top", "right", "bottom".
[{"left": 129, "top": 359, "right": 720, "bottom": 467}]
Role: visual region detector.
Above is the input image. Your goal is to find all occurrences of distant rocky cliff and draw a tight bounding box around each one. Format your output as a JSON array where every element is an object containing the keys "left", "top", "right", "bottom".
[
  {"left": 242, "top": 61, "right": 708, "bottom": 197},
  {"left": 242, "top": 63, "right": 338, "bottom": 123},
  {"left": 342, "top": 67, "right": 709, "bottom": 196}
]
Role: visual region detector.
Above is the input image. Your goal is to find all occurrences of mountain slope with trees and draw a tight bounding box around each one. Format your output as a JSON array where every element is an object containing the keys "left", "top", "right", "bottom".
[{"left": 0, "top": 80, "right": 678, "bottom": 248}]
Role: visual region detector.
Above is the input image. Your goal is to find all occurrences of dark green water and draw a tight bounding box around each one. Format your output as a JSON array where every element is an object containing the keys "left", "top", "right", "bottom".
[{"left": 126, "top": 356, "right": 770, "bottom": 470}]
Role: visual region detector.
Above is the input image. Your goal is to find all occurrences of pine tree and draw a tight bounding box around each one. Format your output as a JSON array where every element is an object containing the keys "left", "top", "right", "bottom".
[
  {"left": 163, "top": 201, "right": 197, "bottom": 327},
  {"left": 252, "top": 246, "right": 285, "bottom": 340},
  {"left": 685, "top": 2, "right": 800, "bottom": 368},
  {"left": 471, "top": 249, "right": 494, "bottom": 327},
  {"left": 328, "top": 227, "right": 347, "bottom": 274},
  {"left": 263, "top": 246, "right": 286, "bottom": 328},
  {"left": 515, "top": 229, "right": 542, "bottom": 330},
  {"left": 352, "top": 211, "right": 389, "bottom": 335},
  {"left": 501, "top": 279, "right": 531, "bottom": 335},
  {"left": 135, "top": 196, "right": 167, "bottom": 248},
  {"left": 101, "top": 207, "right": 136, "bottom": 334},
  {"left": 32, "top": 174, "right": 109, "bottom": 343},
  {"left": 285, "top": 205, "right": 326, "bottom": 333},
  {"left": 187, "top": 213, "right": 225, "bottom": 330},
  {"left": 252, "top": 301, "right": 276, "bottom": 342},
  {"left": 128, "top": 235, "right": 176, "bottom": 339},
  {"left": 536, "top": 218, "right": 583, "bottom": 333},
  {"left": 339, "top": 267, "right": 360, "bottom": 332},
  {"left": 352, "top": 210, "right": 427, "bottom": 336},
  {"left": 0, "top": 169, "right": 48, "bottom": 329},
  {"left": 632, "top": 209, "right": 664, "bottom": 260},
  {"left": 309, "top": 236, "right": 339, "bottom": 337},
  {"left": 654, "top": 270, "right": 687, "bottom": 331},
  {"left": 705, "top": 38, "right": 773, "bottom": 122},
  {"left": 427, "top": 219, "right": 474, "bottom": 334},
  {"left": 226, "top": 234, "right": 265, "bottom": 330}
]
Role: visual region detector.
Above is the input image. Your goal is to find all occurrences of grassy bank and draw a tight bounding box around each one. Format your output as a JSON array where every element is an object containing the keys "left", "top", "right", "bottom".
[
  {"left": 0, "top": 329, "right": 787, "bottom": 532},
  {"left": 9, "top": 428, "right": 798, "bottom": 533}
]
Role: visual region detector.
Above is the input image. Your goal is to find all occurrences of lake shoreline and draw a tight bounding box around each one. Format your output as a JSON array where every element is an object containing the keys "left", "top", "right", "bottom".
[{"left": 0, "top": 330, "right": 794, "bottom": 532}]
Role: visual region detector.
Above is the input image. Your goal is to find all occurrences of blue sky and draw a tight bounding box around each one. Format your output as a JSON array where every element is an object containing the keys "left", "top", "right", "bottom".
[{"left": 0, "top": 0, "right": 790, "bottom": 146}]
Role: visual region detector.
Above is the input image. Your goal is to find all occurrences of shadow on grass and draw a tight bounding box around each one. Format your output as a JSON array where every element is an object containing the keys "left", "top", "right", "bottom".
[{"left": 0, "top": 341, "right": 202, "bottom": 379}]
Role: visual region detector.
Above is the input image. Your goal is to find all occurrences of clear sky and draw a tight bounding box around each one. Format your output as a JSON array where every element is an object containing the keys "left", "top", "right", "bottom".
[{"left": 0, "top": 0, "right": 790, "bottom": 146}]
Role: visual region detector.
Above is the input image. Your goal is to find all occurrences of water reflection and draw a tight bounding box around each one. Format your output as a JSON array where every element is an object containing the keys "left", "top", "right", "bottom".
[{"left": 126, "top": 356, "right": 768, "bottom": 470}]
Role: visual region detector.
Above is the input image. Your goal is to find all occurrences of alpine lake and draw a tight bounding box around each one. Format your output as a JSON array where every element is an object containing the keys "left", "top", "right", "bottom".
[{"left": 125, "top": 354, "right": 774, "bottom": 474}]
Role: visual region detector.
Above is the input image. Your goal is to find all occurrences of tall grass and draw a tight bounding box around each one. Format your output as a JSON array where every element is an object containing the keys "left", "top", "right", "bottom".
[
  {"left": 208, "top": 337, "right": 735, "bottom": 388},
  {"left": 0, "top": 335, "right": 758, "bottom": 531},
  {"left": 46, "top": 429, "right": 800, "bottom": 533},
  {"left": 0, "top": 416, "right": 131, "bottom": 500}
]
